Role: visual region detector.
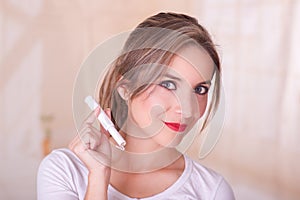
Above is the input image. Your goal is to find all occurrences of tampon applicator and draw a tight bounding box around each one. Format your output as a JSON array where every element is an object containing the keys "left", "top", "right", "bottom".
[{"left": 84, "top": 96, "right": 126, "bottom": 151}]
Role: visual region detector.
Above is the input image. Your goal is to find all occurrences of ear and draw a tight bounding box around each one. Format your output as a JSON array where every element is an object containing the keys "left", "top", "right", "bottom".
[{"left": 117, "top": 84, "right": 130, "bottom": 101}]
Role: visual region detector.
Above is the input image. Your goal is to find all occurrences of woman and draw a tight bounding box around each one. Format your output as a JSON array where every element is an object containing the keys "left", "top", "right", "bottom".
[{"left": 37, "top": 12, "right": 235, "bottom": 199}]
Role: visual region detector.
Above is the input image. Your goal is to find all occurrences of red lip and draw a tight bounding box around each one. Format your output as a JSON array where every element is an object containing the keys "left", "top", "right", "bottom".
[{"left": 164, "top": 122, "right": 187, "bottom": 132}]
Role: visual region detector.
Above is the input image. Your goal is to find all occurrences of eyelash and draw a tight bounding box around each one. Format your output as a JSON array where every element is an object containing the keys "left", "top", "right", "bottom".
[
  {"left": 159, "top": 80, "right": 176, "bottom": 90},
  {"left": 195, "top": 85, "right": 209, "bottom": 95},
  {"left": 159, "top": 80, "right": 209, "bottom": 95}
]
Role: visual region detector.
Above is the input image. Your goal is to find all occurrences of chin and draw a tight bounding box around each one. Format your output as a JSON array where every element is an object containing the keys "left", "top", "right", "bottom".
[{"left": 166, "top": 135, "right": 184, "bottom": 147}]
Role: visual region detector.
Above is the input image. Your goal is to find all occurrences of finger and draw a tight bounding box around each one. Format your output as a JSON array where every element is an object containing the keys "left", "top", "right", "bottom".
[
  {"left": 81, "top": 130, "right": 97, "bottom": 150},
  {"left": 81, "top": 126, "right": 110, "bottom": 154},
  {"left": 97, "top": 134, "right": 111, "bottom": 155},
  {"left": 84, "top": 106, "right": 101, "bottom": 125},
  {"left": 71, "top": 121, "right": 102, "bottom": 151},
  {"left": 80, "top": 126, "right": 103, "bottom": 150},
  {"left": 104, "top": 108, "right": 111, "bottom": 119},
  {"left": 89, "top": 126, "right": 103, "bottom": 149}
]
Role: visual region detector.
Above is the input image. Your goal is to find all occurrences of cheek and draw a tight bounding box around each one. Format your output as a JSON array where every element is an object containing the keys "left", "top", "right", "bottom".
[
  {"left": 129, "top": 87, "right": 171, "bottom": 127},
  {"left": 197, "top": 95, "right": 208, "bottom": 117},
  {"left": 128, "top": 98, "right": 151, "bottom": 127}
]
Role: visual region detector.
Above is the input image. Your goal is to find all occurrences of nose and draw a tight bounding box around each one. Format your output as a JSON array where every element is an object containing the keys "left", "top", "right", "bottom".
[{"left": 174, "top": 90, "right": 198, "bottom": 119}]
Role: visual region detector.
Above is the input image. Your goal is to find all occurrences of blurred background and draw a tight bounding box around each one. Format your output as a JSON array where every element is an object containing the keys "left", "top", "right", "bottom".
[{"left": 1, "top": 0, "right": 299, "bottom": 199}]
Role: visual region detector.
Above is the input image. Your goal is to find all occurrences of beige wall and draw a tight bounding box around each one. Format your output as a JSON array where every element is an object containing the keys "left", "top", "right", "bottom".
[
  {"left": 1, "top": 0, "right": 300, "bottom": 199},
  {"left": 197, "top": 1, "right": 300, "bottom": 199}
]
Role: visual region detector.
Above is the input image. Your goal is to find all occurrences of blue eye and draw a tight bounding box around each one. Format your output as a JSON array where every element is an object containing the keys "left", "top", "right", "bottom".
[
  {"left": 195, "top": 85, "right": 209, "bottom": 95},
  {"left": 159, "top": 80, "right": 176, "bottom": 90}
]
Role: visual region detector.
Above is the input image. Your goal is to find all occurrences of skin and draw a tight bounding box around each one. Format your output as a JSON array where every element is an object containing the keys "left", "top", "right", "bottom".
[{"left": 69, "top": 45, "right": 215, "bottom": 199}]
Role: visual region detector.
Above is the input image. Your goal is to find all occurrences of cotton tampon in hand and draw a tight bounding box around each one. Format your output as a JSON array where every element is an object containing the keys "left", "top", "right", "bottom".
[{"left": 84, "top": 96, "right": 126, "bottom": 151}]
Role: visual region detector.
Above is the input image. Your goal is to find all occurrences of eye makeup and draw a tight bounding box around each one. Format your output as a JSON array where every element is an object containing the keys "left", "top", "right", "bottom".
[{"left": 158, "top": 73, "right": 211, "bottom": 95}]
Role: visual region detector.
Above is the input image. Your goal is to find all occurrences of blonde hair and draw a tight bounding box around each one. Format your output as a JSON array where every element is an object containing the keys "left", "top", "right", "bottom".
[{"left": 98, "top": 12, "right": 221, "bottom": 132}]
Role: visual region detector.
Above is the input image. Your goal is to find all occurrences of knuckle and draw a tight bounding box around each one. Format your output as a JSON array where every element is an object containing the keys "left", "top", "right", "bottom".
[{"left": 86, "top": 127, "right": 92, "bottom": 133}]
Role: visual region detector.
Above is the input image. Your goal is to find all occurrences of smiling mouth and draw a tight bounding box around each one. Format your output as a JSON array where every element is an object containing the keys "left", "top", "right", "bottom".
[{"left": 164, "top": 122, "right": 187, "bottom": 132}]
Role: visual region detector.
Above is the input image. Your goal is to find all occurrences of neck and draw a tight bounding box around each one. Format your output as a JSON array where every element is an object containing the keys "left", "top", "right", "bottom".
[
  {"left": 122, "top": 134, "right": 163, "bottom": 153},
  {"left": 109, "top": 121, "right": 183, "bottom": 173},
  {"left": 110, "top": 140, "right": 181, "bottom": 173}
]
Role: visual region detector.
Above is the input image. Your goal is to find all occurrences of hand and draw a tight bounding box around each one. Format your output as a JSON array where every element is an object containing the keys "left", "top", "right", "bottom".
[{"left": 69, "top": 107, "right": 112, "bottom": 174}]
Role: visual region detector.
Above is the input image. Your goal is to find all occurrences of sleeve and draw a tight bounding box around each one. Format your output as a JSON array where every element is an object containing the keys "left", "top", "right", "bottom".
[
  {"left": 214, "top": 178, "right": 235, "bottom": 200},
  {"left": 37, "top": 151, "right": 80, "bottom": 200}
]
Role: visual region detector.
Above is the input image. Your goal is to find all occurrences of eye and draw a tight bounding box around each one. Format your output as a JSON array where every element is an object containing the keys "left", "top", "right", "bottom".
[
  {"left": 159, "top": 80, "right": 177, "bottom": 90},
  {"left": 195, "top": 85, "right": 209, "bottom": 95}
]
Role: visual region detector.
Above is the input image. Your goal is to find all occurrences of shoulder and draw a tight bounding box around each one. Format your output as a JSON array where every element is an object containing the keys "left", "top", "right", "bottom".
[
  {"left": 38, "top": 148, "right": 86, "bottom": 174},
  {"left": 37, "top": 148, "right": 88, "bottom": 199},
  {"left": 186, "top": 155, "right": 221, "bottom": 183},
  {"left": 184, "top": 155, "right": 235, "bottom": 200}
]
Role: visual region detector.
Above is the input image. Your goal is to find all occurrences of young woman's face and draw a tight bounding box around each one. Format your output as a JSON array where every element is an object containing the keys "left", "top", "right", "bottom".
[{"left": 125, "top": 46, "right": 215, "bottom": 147}]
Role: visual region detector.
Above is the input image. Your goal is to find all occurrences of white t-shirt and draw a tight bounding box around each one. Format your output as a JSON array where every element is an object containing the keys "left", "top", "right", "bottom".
[{"left": 37, "top": 148, "right": 235, "bottom": 200}]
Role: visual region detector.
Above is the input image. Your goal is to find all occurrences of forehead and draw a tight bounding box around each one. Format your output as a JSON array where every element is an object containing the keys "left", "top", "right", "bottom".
[{"left": 168, "top": 46, "right": 215, "bottom": 84}]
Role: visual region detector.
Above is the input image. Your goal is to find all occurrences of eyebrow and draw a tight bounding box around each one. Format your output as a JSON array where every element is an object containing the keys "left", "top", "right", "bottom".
[
  {"left": 163, "top": 73, "right": 212, "bottom": 86},
  {"left": 164, "top": 73, "right": 182, "bottom": 81},
  {"left": 195, "top": 80, "right": 211, "bottom": 87}
]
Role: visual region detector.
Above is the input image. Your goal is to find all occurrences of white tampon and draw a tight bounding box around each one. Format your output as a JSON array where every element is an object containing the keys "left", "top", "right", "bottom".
[{"left": 84, "top": 96, "right": 126, "bottom": 151}]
